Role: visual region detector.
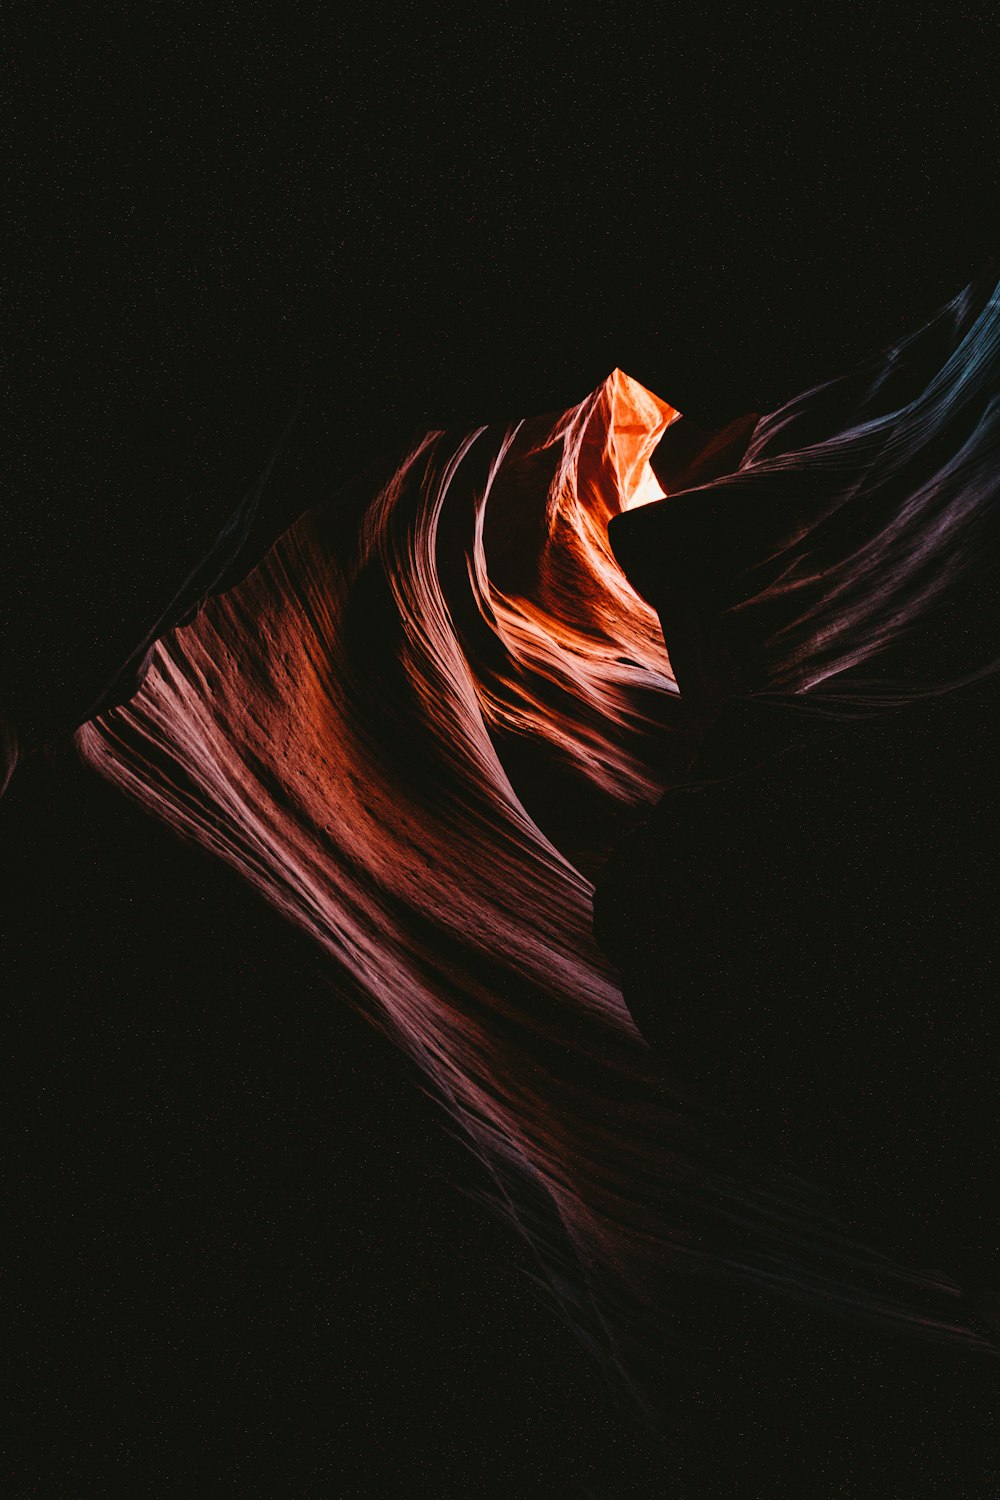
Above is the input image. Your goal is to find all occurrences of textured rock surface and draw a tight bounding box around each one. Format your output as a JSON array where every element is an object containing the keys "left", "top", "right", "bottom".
[{"left": 71, "top": 302, "right": 1000, "bottom": 1485}]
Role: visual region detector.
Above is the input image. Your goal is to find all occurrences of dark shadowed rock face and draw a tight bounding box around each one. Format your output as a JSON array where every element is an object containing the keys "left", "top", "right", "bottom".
[
  {"left": 594, "top": 693, "right": 1000, "bottom": 1286},
  {"left": 595, "top": 273, "right": 1000, "bottom": 1315}
]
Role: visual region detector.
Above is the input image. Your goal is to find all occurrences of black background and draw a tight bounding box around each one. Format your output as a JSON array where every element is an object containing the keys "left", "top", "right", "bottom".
[{"left": 5, "top": 7, "right": 1000, "bottom": 1495}]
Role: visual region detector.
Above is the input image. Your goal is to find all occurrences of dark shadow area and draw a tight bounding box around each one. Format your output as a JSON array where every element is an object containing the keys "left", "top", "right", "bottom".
[{"left": 5, "top": 751, "right": 671, "bottom": 1499}]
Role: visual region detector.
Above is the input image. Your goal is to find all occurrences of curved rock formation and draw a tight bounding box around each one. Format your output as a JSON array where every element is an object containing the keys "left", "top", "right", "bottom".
[{"left": 74, "top": 322, "right": 1000, "bottom": 1470}]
